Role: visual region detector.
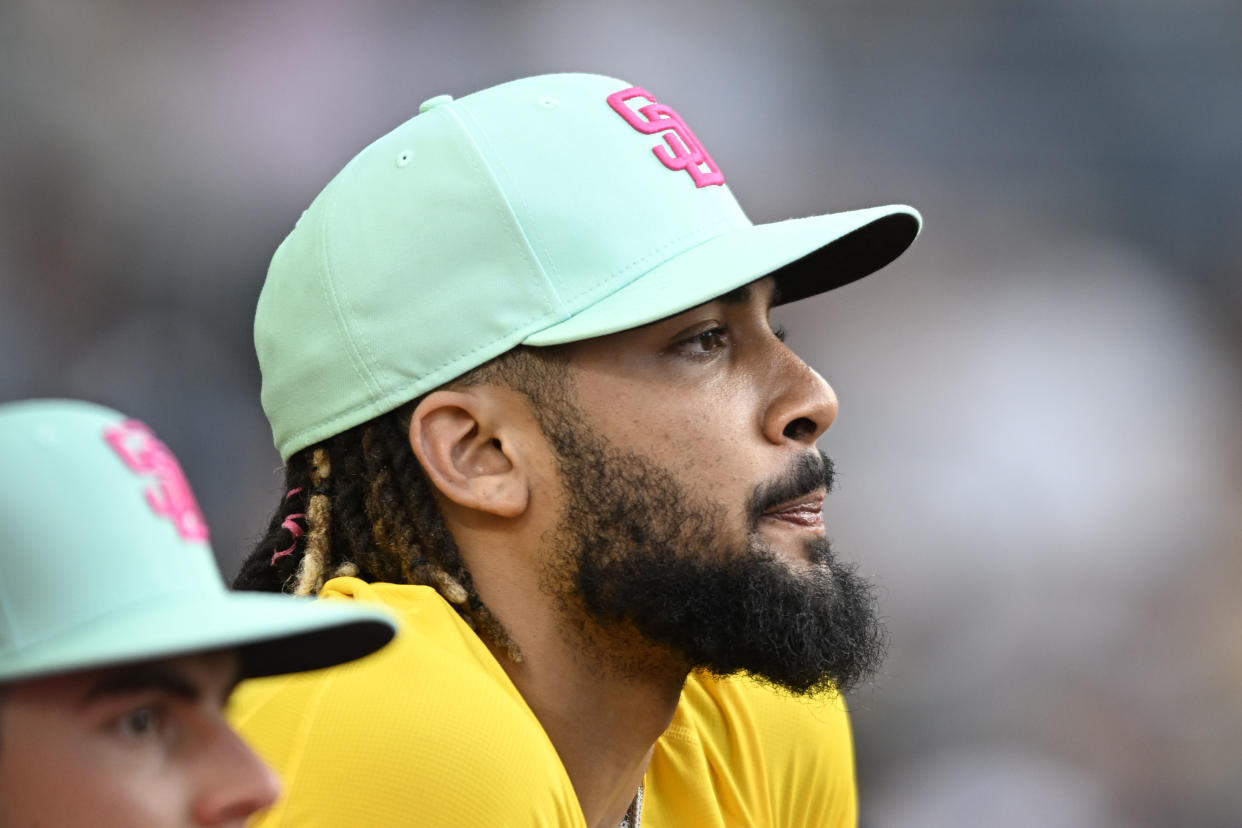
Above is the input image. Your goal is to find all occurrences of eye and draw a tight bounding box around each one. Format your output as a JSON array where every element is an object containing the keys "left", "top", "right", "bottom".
[
  {"left": 679, "top": 327, "right": 731, "bottom": 355},
  {"left": 112, "top": 705, "right": 166, "bottom": 741}
]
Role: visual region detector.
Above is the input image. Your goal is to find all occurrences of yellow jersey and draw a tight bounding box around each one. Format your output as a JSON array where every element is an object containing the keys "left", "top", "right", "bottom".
[{"left": 231, "top": 578, "right": 857, "bottom": 826}]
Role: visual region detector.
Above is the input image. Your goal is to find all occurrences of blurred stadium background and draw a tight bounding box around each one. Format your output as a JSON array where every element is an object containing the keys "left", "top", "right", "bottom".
[{"left": 2, "top": 1, "right": 1239, "bottom": 824}]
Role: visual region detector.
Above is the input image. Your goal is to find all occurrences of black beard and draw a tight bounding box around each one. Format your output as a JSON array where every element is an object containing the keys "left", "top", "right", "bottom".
[{"left": 537, "top": 406, "right": 886, "bottom": 696}]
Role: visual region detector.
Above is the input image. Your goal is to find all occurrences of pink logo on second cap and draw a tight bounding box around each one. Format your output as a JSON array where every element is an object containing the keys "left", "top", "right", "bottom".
[
  {"left": 607, "top": 86, "right": 725, "bottom": 188},
  {"left": 104, "top": 419, "right": 209, "bottom": 543}
]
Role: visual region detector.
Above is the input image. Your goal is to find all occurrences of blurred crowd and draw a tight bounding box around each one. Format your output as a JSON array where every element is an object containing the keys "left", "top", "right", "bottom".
[{"left": 2, "top": 0, "right": 1239, "bottom": 824}]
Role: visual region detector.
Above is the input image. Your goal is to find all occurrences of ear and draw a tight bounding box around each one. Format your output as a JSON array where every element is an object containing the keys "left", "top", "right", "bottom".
[{"left": 408, "top": 389, "right": 529, "bottom": 519}]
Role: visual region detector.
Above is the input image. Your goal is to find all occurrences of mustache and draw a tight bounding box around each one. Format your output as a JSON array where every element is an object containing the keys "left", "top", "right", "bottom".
[{"left": 747, "top": 450, "right": 835, "bottom": 523}]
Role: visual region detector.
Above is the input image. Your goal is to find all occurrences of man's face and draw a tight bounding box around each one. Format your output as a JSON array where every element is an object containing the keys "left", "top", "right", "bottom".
[
  {"left": 537, "top": 276, "right": 885, "bottom": 693},
  {"left": 0, "top": 651, "right": 279, "bottom": 828}
]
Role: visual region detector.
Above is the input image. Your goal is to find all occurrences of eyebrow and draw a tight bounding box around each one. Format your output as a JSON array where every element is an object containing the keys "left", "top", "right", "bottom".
[{"left": 79, "top": 665, "right": 227, "bottom": 709}]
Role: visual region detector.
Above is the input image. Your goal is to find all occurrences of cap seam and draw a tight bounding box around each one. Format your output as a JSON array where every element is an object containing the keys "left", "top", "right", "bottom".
[
  {"left": 450, "top": 102, "right": 564, "bottom": 302},
  {"left": 442, "top": 104, "right": 567, "bottom": 314},
  {"left": 318, "top": 173, "right": 386, "bottom": 402}
]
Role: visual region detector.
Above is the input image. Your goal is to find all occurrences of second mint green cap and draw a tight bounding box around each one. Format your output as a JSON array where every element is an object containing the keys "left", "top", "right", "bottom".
[
  {"left": 258, "top": 72, "right": 921, "bottom": 460},
  {"left": 0, "top": 399, "right": 397, "bottom": 683}
]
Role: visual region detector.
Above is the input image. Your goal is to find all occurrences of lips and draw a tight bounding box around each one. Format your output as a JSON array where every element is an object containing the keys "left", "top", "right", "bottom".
[{"left": 761, "top": 490, "right": 826, "bottom": 527}]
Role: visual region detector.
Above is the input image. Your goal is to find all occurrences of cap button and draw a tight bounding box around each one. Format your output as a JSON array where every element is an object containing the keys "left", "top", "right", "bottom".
[{"left": 418, "top": 94, "right": 454, "bottom": 113}]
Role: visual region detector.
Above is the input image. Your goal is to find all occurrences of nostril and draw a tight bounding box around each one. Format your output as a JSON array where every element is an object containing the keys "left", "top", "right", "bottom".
[{"left": 783, "top": 417, "right": 817, "bottom": 441}]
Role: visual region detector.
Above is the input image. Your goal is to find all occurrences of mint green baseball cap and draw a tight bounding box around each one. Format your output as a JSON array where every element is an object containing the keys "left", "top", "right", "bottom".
[
  {"left": 0, "top": 399, "right": 396, "bottom": 683},
  {"left": 258, "top": 72, "right": 922, "bottom": 460}
]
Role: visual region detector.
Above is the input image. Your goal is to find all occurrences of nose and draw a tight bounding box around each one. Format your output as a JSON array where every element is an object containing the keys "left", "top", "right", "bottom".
[
  {"left": 761, "top": 344, "right": 838, "bottom": 446},
  {"left": 192, "top": 722, "right": 281, "bottom": 825}
]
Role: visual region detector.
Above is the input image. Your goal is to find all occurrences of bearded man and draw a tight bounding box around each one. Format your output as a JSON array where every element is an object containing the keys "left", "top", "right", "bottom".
[{"left": 231, "top": 73, "right": 921, "bottom": 827}]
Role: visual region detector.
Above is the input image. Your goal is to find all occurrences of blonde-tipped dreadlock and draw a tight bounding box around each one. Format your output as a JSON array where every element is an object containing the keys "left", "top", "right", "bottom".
[
  {"left": 292, "top": 448, "right": 332, "bottom": 596},
  {"left": 234, "top": 347, "right": 566, "bottom": 663}
]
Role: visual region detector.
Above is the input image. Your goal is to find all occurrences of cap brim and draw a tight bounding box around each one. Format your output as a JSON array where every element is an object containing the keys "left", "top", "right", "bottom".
[
  {"left": 0, "top": 591, "right": 396, "bottom": 684},
  {"left": 524, "top": 205, "right": 921, "bottom": 346}
]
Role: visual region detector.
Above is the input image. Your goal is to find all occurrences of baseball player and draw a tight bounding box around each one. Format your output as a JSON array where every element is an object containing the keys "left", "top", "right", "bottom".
[
  {"left": 231, "top": 73, "right": 921, "bottom": 826},
  {"left": 0, "top": 399, "right": 397, "bottom": 827}
]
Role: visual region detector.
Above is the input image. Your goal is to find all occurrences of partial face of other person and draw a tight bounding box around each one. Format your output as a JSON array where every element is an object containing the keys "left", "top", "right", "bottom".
[
  {"left": 0, "top": 650, "right": 279, "bottom": 828},
  {"left": 539, "top": 276, "right": 887, "bottom": 693}
]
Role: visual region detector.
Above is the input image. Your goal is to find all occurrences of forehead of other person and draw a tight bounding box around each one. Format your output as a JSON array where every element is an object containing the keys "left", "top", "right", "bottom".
[{"left": 0, "top": 649, "right": 279, "bottom": 828}]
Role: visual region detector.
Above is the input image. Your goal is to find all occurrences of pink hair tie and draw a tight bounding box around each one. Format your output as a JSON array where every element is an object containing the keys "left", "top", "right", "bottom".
[
  {"left": 285, "top": 487, "right": 303, "bottom": 499},
  {"left": 270, "top": 512, "right": 307, "bottom": 565}
]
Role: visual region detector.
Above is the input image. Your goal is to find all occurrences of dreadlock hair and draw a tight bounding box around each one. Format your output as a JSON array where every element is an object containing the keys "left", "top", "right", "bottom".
[{"left": 233, "top": 346, "right": 569, "bottom": 663}]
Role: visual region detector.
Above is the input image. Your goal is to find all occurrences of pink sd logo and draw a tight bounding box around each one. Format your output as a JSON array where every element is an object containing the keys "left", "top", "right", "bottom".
[
  {"left": 607, "top": 87, "right": 725, "bottom": 188},
  {"left": 104, "top": 419, "right": 209, "bottom": 543}
]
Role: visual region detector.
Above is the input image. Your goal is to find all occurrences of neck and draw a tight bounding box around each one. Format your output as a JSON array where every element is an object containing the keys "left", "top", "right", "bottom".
[
  {"left": 501, "top": 637, "right": 682, "bottom": 828},
  {"left": 451, "top": 498, "right": 686, "bottom": 828},
  {"left": 479, "top": 576, "right": 685, "bottom": 828}
]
